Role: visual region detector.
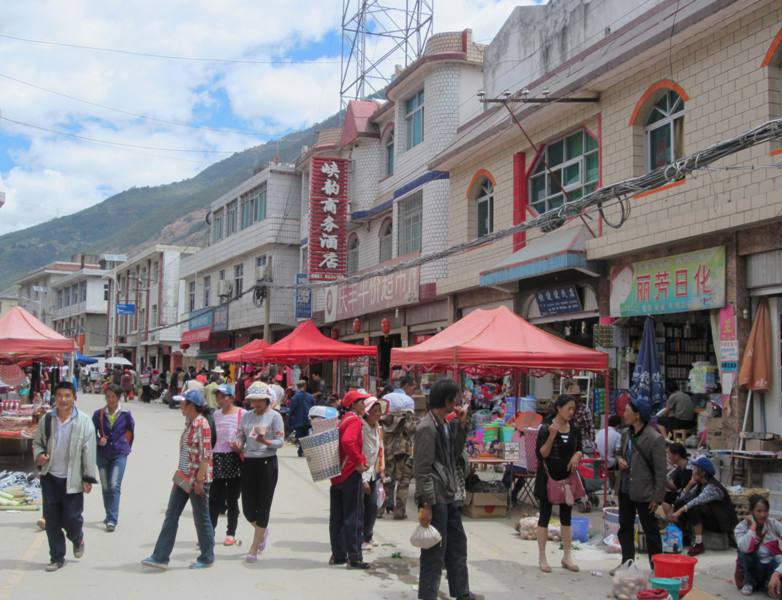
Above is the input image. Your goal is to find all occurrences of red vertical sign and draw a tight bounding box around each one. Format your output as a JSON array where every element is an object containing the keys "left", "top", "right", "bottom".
[{"left": 308, "top": 156, "right": 349, "bottom": 281}]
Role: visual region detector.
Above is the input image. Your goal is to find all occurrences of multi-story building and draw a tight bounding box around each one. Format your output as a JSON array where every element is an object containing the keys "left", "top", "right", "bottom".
[
  {"left": 0, "top": 287, "right": 19, "bottom": 317},
  {"left": 107, "top": 245, "right": 196, "bottom": 371},
  {"left": 428, "top": 0, "right": 782, "bottom": 481},
  {"left": 299, "top": 30, "right": 485, "bottom": 387},
  {"left": 15, "top": 257, "right": 100, "bottom": 326},
  {"left": 178, "top": 163, "right": 301, "bottom": 368},
  {"left": 50, "top": 268, "right": 110, "bottom": 356}
]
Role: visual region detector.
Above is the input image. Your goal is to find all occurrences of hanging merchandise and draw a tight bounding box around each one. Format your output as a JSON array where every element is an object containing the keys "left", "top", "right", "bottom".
[{"left": 631, "top": 317, "right": 665, "bottom": 411}]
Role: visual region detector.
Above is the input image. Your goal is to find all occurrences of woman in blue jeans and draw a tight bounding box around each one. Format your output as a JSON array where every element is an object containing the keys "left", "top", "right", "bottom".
[{"left": 92, "top": 384, "right": 135, "bottom": 532}]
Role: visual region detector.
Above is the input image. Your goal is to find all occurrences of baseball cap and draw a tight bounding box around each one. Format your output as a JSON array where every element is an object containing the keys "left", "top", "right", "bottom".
[
  {"left": 183, "top": 388, "right": 205, "bottom": 407},
  {"left": 692, "top": 456, "right": 715, "bottom": 477},
  {"left": 216, "top": 383, "right": 235, "bottom": 397},
  {"left": 246, "top": 382, "right": 272, "bottom": 400},
  {"left": 342, "top": 389, "right": 371, "bottom": 409}
]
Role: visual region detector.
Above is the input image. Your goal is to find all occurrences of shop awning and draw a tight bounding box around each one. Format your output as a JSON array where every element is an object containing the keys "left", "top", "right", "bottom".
[
  {"left": 0, "top": 306, "right": 75, "bottom": 364},
  {"left": 480, "top": 225, "right": 600, "bottom": 287},
  {"left": 181, "top": 326, "right": 211, "bottom": 345}
]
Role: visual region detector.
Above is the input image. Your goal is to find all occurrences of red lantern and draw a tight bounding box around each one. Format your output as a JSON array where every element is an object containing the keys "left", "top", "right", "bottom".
[
  {"left": 180, "top": 342, "right": 190, "bottom": 350},
  {"left": 352, "top": 318, "right": 362, "bottom": 334},
  {"left": 381, "top": 317, "right": 391, "bottom": 335},
  {"left": 331, "top": 327, "right": 340, "bottom": 339}
]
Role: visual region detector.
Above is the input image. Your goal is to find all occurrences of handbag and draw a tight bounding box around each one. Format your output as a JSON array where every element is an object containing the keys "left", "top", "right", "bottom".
[
  {"left": 172, "top": 469, "right": 192, "bottom": 493},
  {"left": 544, "top": 461, "right": 586, "bottom": 506}
]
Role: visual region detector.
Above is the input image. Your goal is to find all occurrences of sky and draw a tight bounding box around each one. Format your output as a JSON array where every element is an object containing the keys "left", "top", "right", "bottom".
[{"left": 0, "top": 0, "right": 545, "bottom": 235}]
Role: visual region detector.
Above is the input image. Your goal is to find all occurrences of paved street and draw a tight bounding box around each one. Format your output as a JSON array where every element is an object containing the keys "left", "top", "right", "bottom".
[{"left": 0, "top": 394, "right": 740, "bottom": 599}]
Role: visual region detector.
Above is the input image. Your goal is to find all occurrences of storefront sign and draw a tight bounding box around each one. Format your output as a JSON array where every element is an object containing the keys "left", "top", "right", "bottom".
[
  {"left": 212, "top": 304, "right": 229, "bottom": 333},
  {"left": 294, "top": 273, "right": 312, "bottom": 319},
  {"left": 324, "top": 267, "right": 420, "bottom": 323},
  {"left": 181, "top": 326, "right": 211, "bottom": 344},
  {"left": 188, "top": 308, "right": 213, "bottom": 330},
  {"left": 718, "top": 305, "right": 739, "bottom": 414},
  {"left": 536, "top": 285, "right": 582, "bottom": 316},
  {"left": 610, "top": 246, "right": 726, "bottom": 317},
  {"left": 116, "top": 303, "right": 136, "bottom": 315},
  {"left": 308, "top": 157, "right": 348, "bottom": 281}
]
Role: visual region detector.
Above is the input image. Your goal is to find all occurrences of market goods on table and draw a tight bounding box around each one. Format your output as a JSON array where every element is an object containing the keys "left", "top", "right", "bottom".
[{"left": 0, "top": 471, "right": 41, "bottom": 509}]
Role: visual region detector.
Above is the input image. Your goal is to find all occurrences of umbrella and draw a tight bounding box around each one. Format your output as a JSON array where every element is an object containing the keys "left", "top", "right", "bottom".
[
  {"left": 630, "top": 316, "right": 665, "bottom": 412},
  {"left": 105, "top": 356, "right": 132, "bottom": 367},
  {"left": 738, "top": 297, "right": 771, "bottom": 434},
  {"left": 68, "top": 352, "right": 98, "bottom": 365}
]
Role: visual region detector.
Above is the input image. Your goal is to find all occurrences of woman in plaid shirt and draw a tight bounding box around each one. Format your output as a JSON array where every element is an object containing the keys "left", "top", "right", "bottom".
[{"left": 142, "top": 389, "right": 215, "bottom": 570}]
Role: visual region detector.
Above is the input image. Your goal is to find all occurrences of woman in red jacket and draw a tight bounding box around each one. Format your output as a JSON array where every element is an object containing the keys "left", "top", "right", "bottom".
[{"left": 329, "top": 390, "right": 370, "bottom": 570}]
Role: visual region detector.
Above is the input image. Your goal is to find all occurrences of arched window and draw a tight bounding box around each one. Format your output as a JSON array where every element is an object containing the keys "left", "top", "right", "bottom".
[
  {"left": 347, "top": 234, "right": 359, "bottom": 275},
  {"left": 379, "top": 219, "right": 393, "bottom": 263},
  {"left": 645, "top": 90, "right": 684, "bottom": 170},
  {"left": 474, "top": 179, "right": 494, "bottom": 237},
  {"left": 529, "top": 129, "right": 598, "bottom": 214}
]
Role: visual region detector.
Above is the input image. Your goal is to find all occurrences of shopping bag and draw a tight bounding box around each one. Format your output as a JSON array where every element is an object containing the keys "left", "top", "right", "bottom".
[
  {"left": 376, "top": 480, "right": 387, "bottom": 508},
  {"left": 410, "top": 524, "right": 442, "bottom": 550},
  {"left": 611, "top": 559, "right": 649, "bottom": 599}
]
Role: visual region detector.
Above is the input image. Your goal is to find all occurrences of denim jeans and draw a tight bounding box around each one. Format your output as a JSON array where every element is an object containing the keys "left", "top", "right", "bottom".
[
  {"left": 738, "top": 552, "right": 782, "bottom": 591},
  {"left": 151, "top": 484, "right": 214, "bottom": 564},
  {"left": 41, "top": 475, "right": 84, "bottom": 564},
  {"left": 96, "top": 454, "right": 128, "bottom": 525}
]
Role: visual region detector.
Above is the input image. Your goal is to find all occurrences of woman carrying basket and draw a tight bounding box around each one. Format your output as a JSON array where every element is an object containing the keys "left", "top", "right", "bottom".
[
  {"left": 534, "top": 394, "right": 584, "bottom": 574},
  {"left": 233, "top": 382, "right": 284, "bottom": 562}
]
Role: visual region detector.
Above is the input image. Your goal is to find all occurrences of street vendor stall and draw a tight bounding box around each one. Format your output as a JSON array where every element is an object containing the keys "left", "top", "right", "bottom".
[{"left": 216, "top": 338, "right": 270, "bottom": 364}]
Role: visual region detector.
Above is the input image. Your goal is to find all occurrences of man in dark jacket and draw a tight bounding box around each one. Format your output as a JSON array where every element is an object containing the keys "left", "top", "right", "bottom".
[
  {"left": 615, "top": 395, "right": 667, "bottom": 568},
  {"left": 415, "top": 378, "right": 476, "bottom": 600},
  {"left": 289, "top": 380, "right": 314, "bottom": 457}
]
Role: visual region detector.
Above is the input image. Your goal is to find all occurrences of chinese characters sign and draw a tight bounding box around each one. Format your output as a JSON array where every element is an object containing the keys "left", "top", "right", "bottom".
[
  {"left": 324, "top": 268, "right": 420, "bottom": 323},
  {"left": 308, "top": 157, "right": 348, "bottom": 281},
  {"left": 610, "top": 247, "right": 725, "bottom": 317},
  {"left": 535, "top": 285, "right": 582, "bottom": 317}
]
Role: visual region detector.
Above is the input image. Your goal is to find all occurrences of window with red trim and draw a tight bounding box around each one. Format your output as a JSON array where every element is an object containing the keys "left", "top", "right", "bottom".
[{"left": 645, "top": 90, "right": 685, "bottom": 171}]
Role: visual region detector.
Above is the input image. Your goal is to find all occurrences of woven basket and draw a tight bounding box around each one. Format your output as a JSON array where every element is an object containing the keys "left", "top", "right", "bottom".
[
  {"left": 311, "top": 417, "right": 339, "bottom": 435},
  {"left": 300, "top": 428, "right": 341, "bottom": 482}
]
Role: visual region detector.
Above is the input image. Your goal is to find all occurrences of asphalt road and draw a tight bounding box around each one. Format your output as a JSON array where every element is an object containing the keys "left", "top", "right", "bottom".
[{"left": 0, "top": 394, "right": 741, "bottom": 599}]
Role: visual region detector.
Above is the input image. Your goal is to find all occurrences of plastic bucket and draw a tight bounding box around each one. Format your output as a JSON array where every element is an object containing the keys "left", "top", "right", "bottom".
[
  {"left": 501, "top": 426, "right": 515, "bottom": 443},
  {"left": 571, "top": 516, "right": 590, "bottom": 542},
  {"left": 652, "top": 554, "right": 698, "bottom": 598},
  {"left": 483, "top": 426, "right": 499, "bottom": 443},
  {"left": 650, "top": 577, "right": 682, "bottom": 600},
  {"left": 604, "top": 506, "right": 639, "bottom": 538}
]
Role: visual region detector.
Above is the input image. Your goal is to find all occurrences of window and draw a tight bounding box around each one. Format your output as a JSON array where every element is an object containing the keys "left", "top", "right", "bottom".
[
  {"left": 226, "top": 201, "right": 238, "bottom": 236},
  {"left": 188, "top": 281, "right": 196, "bottom": 313},
  {"left": 71, "top": 285, "right": 78, "bottom": 306},
  {"left": 79, "top": 281, "right": 87, "bottom": 303},
  {"left": 256, "top": 256, "right": 267, "bottom": 268},
  {"left": 385, "top": 132, "right": 395, "bottom": 176},
  {"left": 57, "top": 290, "right": 63, "bottom": 309},
  {"left": 219, "top": 269, "right": 225, "bottom": 281},
  {"left": 347, "top": 235, "right": 359, "bottom": 274},
  {"left": 300, "top": 246, "right": 308, "bottom": 272},
  {"left": 254, "top": 185, "right": 267, "bottom": 222},
  {"left": 398, "top": 191, "right": 423, "bottom": 255},
  {"left": 103, "top": 283, "right": 109, "bottom": 301},
  {"left": 203, "top": 276, "right": 211, "bottom": 307},
  {"left": 475, "top": 179, "right": 494, "bottom": 238},
  {"left": 233, "top": 263, "right": 243, "bottom": 300},
  {"left": 152, "top": 261, "right": 159, "bottom": 284},
  {"left": 151, "top": 304, "right": 158, "bottom": 327},
  {"left": 645, "top": 90, "right": 684, "bottom": 171},
  {"left": 379, "top": 219, "right": 393, "bottom": 263},
  {"left": 529, "top": 129, "right": 599, "bottom": 214},
  {"left": 241, "top": 193, "right": 255, "bottom": 229},
  {"left": 212, "top": 209, "right": 224, "bottom": 243},
  {"left": 405, "top": 89, "right": 424, "bottom": 149}
]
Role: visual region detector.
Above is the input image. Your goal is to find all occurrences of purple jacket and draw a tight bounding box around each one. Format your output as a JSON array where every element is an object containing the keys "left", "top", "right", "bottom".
[{"left": 92, "top": 407, "right": 135, "bottom": 459}]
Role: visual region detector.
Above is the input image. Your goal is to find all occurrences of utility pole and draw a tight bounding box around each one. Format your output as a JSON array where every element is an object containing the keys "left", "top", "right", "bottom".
[{"left": 254, "top": 256, "right": 274, "bottom": 343}]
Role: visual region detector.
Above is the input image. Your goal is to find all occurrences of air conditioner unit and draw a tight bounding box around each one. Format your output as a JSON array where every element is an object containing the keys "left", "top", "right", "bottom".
[
  {"left": 217, "top": 280, "right": 233, "bottom": 297},
  {"left": 255, "top": 265, "right": 268, "bottom": 282}
]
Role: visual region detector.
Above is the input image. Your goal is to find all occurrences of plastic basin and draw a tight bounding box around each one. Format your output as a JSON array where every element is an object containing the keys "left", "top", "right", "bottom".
[{"left": 652, "top": 554, "right": 698, "bottom": 597}]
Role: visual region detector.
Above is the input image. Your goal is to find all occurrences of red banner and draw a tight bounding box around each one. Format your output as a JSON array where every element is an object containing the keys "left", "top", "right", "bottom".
[{"left": 308, "top": 156, "right": 348, "bottom": 281}]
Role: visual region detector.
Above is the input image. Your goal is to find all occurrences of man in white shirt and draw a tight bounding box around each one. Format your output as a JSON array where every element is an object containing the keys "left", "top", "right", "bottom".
[
  {"left": 595, "top": 415, "right": 622, "bottom": 468},
  {"left": 269, "top": 374, "right": 286, "bottom": 411}
]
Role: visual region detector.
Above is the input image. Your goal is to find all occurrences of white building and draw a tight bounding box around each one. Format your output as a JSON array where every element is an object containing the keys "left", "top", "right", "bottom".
[
  {"left": 107, "top": 245, "right": 196, "bottom": 371},
  {"left": 179, "top": 163, "right": 302, "bottom": 366},
  {"left": 50, "top": 268, "right": 110, "bottom": 356}
]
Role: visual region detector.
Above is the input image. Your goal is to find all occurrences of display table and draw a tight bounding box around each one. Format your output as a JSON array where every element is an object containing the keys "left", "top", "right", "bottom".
[{"left": 712, "top": 449, "right": 782, "bottom": 487}]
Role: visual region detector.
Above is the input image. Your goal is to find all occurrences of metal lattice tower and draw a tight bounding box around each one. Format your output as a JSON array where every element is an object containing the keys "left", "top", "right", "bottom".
[{"left": 340, "top": 0, "right": 434, "bottom": 107}]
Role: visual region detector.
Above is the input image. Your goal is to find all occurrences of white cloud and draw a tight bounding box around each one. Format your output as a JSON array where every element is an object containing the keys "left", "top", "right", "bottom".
[{"left": 0, "top": 0, "right": 535, "bottom": 236}]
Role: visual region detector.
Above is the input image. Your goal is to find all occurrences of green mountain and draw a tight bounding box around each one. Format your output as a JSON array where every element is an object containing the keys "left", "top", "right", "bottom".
[{"left": 0, "top": 112, "right": 342, "bottom": 289}]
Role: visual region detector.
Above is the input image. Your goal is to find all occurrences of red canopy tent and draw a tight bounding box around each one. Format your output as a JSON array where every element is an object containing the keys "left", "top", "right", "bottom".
[
  {"left": 216, "top": 339, "right": 270, "bottom": 364},
  {"left": 243, "top": 320, "right": 377, "bottom": 365},
  {"left": 391, "top": 306, "right": 608, "bottom": 372},
  {"left": 0, "top": 306, "right": 75, "bottom": 364}
]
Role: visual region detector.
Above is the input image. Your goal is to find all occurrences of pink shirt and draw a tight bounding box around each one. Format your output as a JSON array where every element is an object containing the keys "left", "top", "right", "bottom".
[{"left": 213, "top": 408, "right": 245, "bottom": 453}]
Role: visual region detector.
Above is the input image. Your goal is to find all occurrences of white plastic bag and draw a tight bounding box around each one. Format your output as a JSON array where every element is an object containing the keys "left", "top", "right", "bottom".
[
  {"left": 410, "top": 524, "right": 442, "bottom": 549},
  {"left": 611, "top": 559, "right": 649, "bottom": 600},
  {"left": 376, "top": 481, "right": 387, "bottom": 508},
  {"left": 603, "top": 534, "right": 622, "bottom": 554}
]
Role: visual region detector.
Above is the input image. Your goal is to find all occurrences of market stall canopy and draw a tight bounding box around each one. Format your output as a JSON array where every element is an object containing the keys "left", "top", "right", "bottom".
[
  {"left": 244, "top": 320, "right": 377, "bottom": 365},
  {"left": 390, "top": 305, "right": 608, "bottom": 372},
  {"left": 67, "top": 352, "right": 98, "bottom": 365},
  {"left": 216, "top": 339, "right": 270, "bottom": 364},
  {"left": 0, "top": 306, "right": 74, "bottom": 364}
]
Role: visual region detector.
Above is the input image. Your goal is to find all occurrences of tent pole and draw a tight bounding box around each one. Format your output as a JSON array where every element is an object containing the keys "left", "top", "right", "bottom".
[
  {"left": 603, "top": 370, "right": 610, "bottom": 508},
  {"left": 729, "top": 389, "right": 752, "bottom": 484}
]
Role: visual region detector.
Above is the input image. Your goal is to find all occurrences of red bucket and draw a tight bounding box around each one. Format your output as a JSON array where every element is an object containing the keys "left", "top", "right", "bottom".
[{"left": 652, "top": 554, "right": 698, "bottom": 597}]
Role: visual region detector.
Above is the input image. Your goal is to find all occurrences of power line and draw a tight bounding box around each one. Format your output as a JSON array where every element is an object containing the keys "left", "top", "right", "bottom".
[{"left": 0, "top": 32, "right": 342, "bottom": 65}]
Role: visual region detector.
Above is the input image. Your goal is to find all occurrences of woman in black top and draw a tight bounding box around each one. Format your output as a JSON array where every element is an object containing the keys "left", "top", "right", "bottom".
[{"left": 535, "top": 394, "right": 583, "bottom": 574}]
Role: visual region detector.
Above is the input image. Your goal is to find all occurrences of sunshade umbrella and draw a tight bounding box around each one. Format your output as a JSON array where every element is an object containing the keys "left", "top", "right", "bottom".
[
  {"left": 105, "top": 356, "right": 132, "bottom": 367},
  {"left": 630, "top": 316, "right": 665, "bottom": 412},
  {"left": 70, "top": 352, "right": 98, "bottom": 365},
  {"left": 738, "top": 297, "right": 771, "bottom": 434}
]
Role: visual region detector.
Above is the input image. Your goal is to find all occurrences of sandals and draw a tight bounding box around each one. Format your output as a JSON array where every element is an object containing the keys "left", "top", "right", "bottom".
[
  {"left": 538, "top": 560, "right": 552, "bottom": 573},
  {"left": 561, "top": 559, "right": 580, "bottom": 572}
]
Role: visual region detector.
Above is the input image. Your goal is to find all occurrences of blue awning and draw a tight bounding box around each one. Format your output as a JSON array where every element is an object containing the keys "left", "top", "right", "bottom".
[{"left": 480, "top": 225, "right": 600, "bottom": 287}]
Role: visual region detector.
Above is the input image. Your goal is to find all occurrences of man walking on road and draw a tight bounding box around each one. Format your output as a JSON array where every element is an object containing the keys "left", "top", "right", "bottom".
[
  {"left": 382, "top": 375, "right": 417, "bottom": 519},
  {"left": 32, "top": 381, "right": 98, "bottom": 572},
  {"left": 289, "top": 380, "right": 314, "bottom": 457}
]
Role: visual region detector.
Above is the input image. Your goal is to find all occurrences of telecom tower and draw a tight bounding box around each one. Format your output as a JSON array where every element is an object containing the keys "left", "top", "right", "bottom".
[{"left": 340, "top": 0, "right": 434, "bottom": 107}]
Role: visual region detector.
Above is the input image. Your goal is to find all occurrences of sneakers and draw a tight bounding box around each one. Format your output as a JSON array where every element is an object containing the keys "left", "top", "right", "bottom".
[
  {"left": 45, "top": 561, "right": 64, "bottom": 572},
  {"left": 141, "top": 556, "right": 168, "bottom": 571},
  {"left": 687, "top": 543, "right": 705, "bottom": 557},
  {"left": 223, "top": 536, "right": 236, "bottom": 547},
  {"left": 347, "top": 560, "right": 371, "bottom": 570},
  {"left": 73, "top": 540, "right": 85, "bottom": 559},
  {"left": 106, "top": 522, "right": 116, "bottom": 532},
  {"left": 189, "top": 560, "right": 212, "bottom": 569},
  {"left": 740, "top": 584, "right": 754, "bottom": 596}
]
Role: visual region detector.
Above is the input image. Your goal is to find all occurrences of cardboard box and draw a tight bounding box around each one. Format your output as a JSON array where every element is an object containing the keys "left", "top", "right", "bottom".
[
  {"left": 745, "top": 438, "right": 782, "bottom": 452},
  {"left": 707, "top": 417, "right": 726, "bottom": 449},
  {"left": 463, "top": 491, "right": 507, "bottom": 519}
]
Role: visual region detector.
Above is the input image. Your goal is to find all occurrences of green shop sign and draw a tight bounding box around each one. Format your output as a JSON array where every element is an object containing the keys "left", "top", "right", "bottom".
[{"left": 610, "top": 246, "right": 725, "bottom": 317}]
